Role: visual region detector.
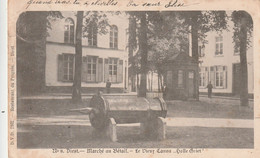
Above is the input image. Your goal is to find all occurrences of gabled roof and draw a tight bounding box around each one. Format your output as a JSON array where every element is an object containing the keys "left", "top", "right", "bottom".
[{"left": 167, "top": 52, "right": 195, "bottom": 63}]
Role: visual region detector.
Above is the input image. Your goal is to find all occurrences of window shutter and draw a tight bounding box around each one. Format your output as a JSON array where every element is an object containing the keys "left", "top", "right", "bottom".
[
  {"left": 210, "top": 66, "right": 215, "bottom": 88},
  {"left": 224, "top": 66, "right": 227, "bottom": 89},
  {"left": 64, "top": 31, "right": 68, "bottom": 43},
  {"left": 98, "top": 58, "right": 103, "bottom": 82},
  {"left": 71, "top": 26, "right": 74, "bottom": 44},
  {"left": 104, "top": 58, "right": 109, "bottom": 82},
  {"left": 57, "top": 54, "right": 64, "bottom": 81},
  {"left": 117, "top": 60, "right": 123, "bottom": 83},
  {"left": 82, "top": 56, "right": 88, "bottom": 82},
  {"left": 205, "top": 67, "right": 209, "bottom": 86}
]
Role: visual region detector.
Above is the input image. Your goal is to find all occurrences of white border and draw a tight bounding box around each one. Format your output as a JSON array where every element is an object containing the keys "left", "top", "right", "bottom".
[{"left": 0, "top": 0, "right": 8, "bottom": 158}]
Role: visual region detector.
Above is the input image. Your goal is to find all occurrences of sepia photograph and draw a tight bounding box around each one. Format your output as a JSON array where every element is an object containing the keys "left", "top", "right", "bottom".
[{"left": 15, "top": 10, "right": 254, "bottom": 149}]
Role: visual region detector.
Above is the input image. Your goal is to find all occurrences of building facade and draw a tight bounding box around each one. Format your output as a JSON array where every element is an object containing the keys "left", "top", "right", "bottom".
[
  {"left": 197, "top": 23, "right": 254, "bottom": 97},
  {"left": 45, "top": 12, "right": 129, "bottom": 93}
]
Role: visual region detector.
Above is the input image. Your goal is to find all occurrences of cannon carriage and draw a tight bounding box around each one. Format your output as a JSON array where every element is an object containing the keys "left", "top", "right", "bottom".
[
  {"left": 72, "top": 92, "right": 167, "bottom": 141},
  {"left": 89, "top": 93, "right": 167, "bottom": 130}
]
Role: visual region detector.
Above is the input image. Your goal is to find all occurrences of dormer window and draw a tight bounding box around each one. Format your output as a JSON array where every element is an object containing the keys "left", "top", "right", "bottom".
[{"left": 64, "top": 18, "right": 74, "bottom": 44}]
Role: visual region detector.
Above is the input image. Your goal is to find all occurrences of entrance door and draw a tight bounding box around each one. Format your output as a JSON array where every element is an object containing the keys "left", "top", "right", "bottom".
[
  {"left": 166, "top": 71, "right": 173, "bottom": 89},
  {"left": 233, "top": 63, "right": 241, "bottom": 95},
  {"left": 187, "top": 71, "right": 194, "bottom": 98}
]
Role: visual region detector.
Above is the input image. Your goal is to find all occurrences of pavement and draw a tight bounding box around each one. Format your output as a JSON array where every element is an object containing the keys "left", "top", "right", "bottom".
[
  {"left": 17, "top": 115, "right": 253, "bottom": 130},
  {"left": 19, "top": 92, "right": 254, "bottom": 101},
  {"left": 199, "top": 95, "right": 254, "bottom": 101}
]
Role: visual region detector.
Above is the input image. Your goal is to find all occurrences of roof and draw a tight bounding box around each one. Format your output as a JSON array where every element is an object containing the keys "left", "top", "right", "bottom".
[{"left": 167, "top": 52, "right": 195, "bottom": 63}]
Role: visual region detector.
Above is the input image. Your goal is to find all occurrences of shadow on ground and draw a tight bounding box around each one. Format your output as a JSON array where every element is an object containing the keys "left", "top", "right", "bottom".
[
  {"left": 18, "top": 98, "right": 254, "bottom": 119},
  {"left": 18, "top": 124, "right": 253, "bottom": 149}
]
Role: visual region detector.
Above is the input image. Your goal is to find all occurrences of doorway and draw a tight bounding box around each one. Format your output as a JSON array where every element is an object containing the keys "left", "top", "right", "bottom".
[{"left": 187, "top": 71, "right": 195, "bottom": 98}]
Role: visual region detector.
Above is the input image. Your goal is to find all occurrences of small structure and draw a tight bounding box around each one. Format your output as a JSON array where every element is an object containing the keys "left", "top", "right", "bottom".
[{"left": 163, "top": 52, "right": 199, "bottom": 100}]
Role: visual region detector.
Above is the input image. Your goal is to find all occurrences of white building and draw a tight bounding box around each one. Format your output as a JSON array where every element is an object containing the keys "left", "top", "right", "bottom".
[
  {"left": 197, "top": 21, "right": 254, "bottom": 96},
  {"left": 45, "top": 12, "right": 129, "bottom": 93}
]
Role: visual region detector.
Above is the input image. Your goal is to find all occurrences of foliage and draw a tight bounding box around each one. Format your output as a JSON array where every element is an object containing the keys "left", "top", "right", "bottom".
[
  {"left": 17, "top": 11, "right": 63, "bottom": 42},
  {"left": 231, "top": 11, "right": 253, "bottom": 50},
  {"left": 147, "top": 12, "right": 189, "bottom": 72},
  {"left": 82, "top": 11, "right": 110, "bottom": 37},
  {"left": 16, "top": 11, "right": 63, "bottom": 94},
  {"left": 179, "top": 11, "right": 228, "bottom": 44},
  {"left": 128, "top": 11, "right": 229, "bottom": 73}
]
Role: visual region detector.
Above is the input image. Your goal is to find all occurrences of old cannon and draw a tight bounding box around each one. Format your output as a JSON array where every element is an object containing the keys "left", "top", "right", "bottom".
[{"left": 72, "top": 92, "right": 167, "bottom": 141}]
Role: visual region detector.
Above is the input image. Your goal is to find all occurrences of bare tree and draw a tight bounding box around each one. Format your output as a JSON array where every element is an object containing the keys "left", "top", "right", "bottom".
[{"left": 72, "top": 11, "right": 84, "bottom": 104}]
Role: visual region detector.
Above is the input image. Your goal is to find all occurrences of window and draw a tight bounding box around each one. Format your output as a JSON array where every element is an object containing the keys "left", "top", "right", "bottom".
[
  {"left": 199, "top": 71, "right": 206, "bottom": 87},
  {"left": 198, "top": 45, "right": 205, "bottom": 57},
  {"left": 88, "top": 22, "right": 97, "bottom": 46},
  {"left": 215, "top": 66, "right": 224, "bottom": 88},
  {"left": 64, "top": 18, "right": 74, "bottom": 44},
  {"left": 215, "top": 36, "right": 223, "bottom": 55},
  {"left": 87, "top": 56, "right": 97, "bottom": 82},
  {"left": 177, "top": 70, "right": 184, "bottom": 88},
  {"left": 104, "top": 58, "right": 123, "bottom": 83},
  {"left": 109, "top": 58, "right": 118, "bottom": 82},
  {"left": 110, "top": 25, "right": 118, "bottom": 49},
  {"left": 213, "top": 66, "right": 227, "bottom": 88},
  {"left": 209, "top": 66, "right": 227, "bottom": 89},
  {"left": 63, "top": 54, "right": 74, "bottom": 81},
  {"left": 199, "top": 67, "right": 208, "bottom": 88}
]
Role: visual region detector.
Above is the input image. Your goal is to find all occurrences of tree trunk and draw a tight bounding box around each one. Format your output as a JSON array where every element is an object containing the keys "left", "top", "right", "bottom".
[
  {"left": 138, "top": 12, "right": 148, "bottom": 97},
  {"left": 72, "top": 11, "right": 84, "bottom": 104},
  {"left": 158, "top": 72, "right": 160, "bottom": 92},
  {"left": 137, "top": 73, "right": 140, "bottom": 89},
  {"left": 34, "top": 12, "right": 48, "bottom": 93},
  {"left": 128, "top": 16, "right": 137, "bottom": 92},
  {"left": 148, "top": 72, "right": 151, "bottom": 91},
  {"left": 159, "top": 73, "right": 164, "bottom": 92},
  {"left": 239, "top": 16, "right": 249, "bottom": 106},
  {"left": 191, "top": 11, "right": 200, "bottom": 100},
  {"left": 132, "top": 75, "right": 136, "bottom": 92},
  {"left": 35, "top": 34, "right": 47, "bottom": 93},
  {"left": 151, "top": 71, "right": 153, "bottom": 91}
]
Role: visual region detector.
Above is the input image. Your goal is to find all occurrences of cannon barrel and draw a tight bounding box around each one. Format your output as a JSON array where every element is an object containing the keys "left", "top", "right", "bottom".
[{"left": 88, "top": 94, "right": 167, "bottom": 130}]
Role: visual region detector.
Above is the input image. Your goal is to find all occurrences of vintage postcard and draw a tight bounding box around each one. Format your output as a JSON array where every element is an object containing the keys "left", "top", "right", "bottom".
[{"left": 8, "top": 0, "right": 260, "bottom": 157}]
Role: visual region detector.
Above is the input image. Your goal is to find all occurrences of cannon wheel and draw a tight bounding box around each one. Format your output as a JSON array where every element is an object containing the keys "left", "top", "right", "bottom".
[{"left": 89, "top": 95, "right": 109, "bottom": 130}]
